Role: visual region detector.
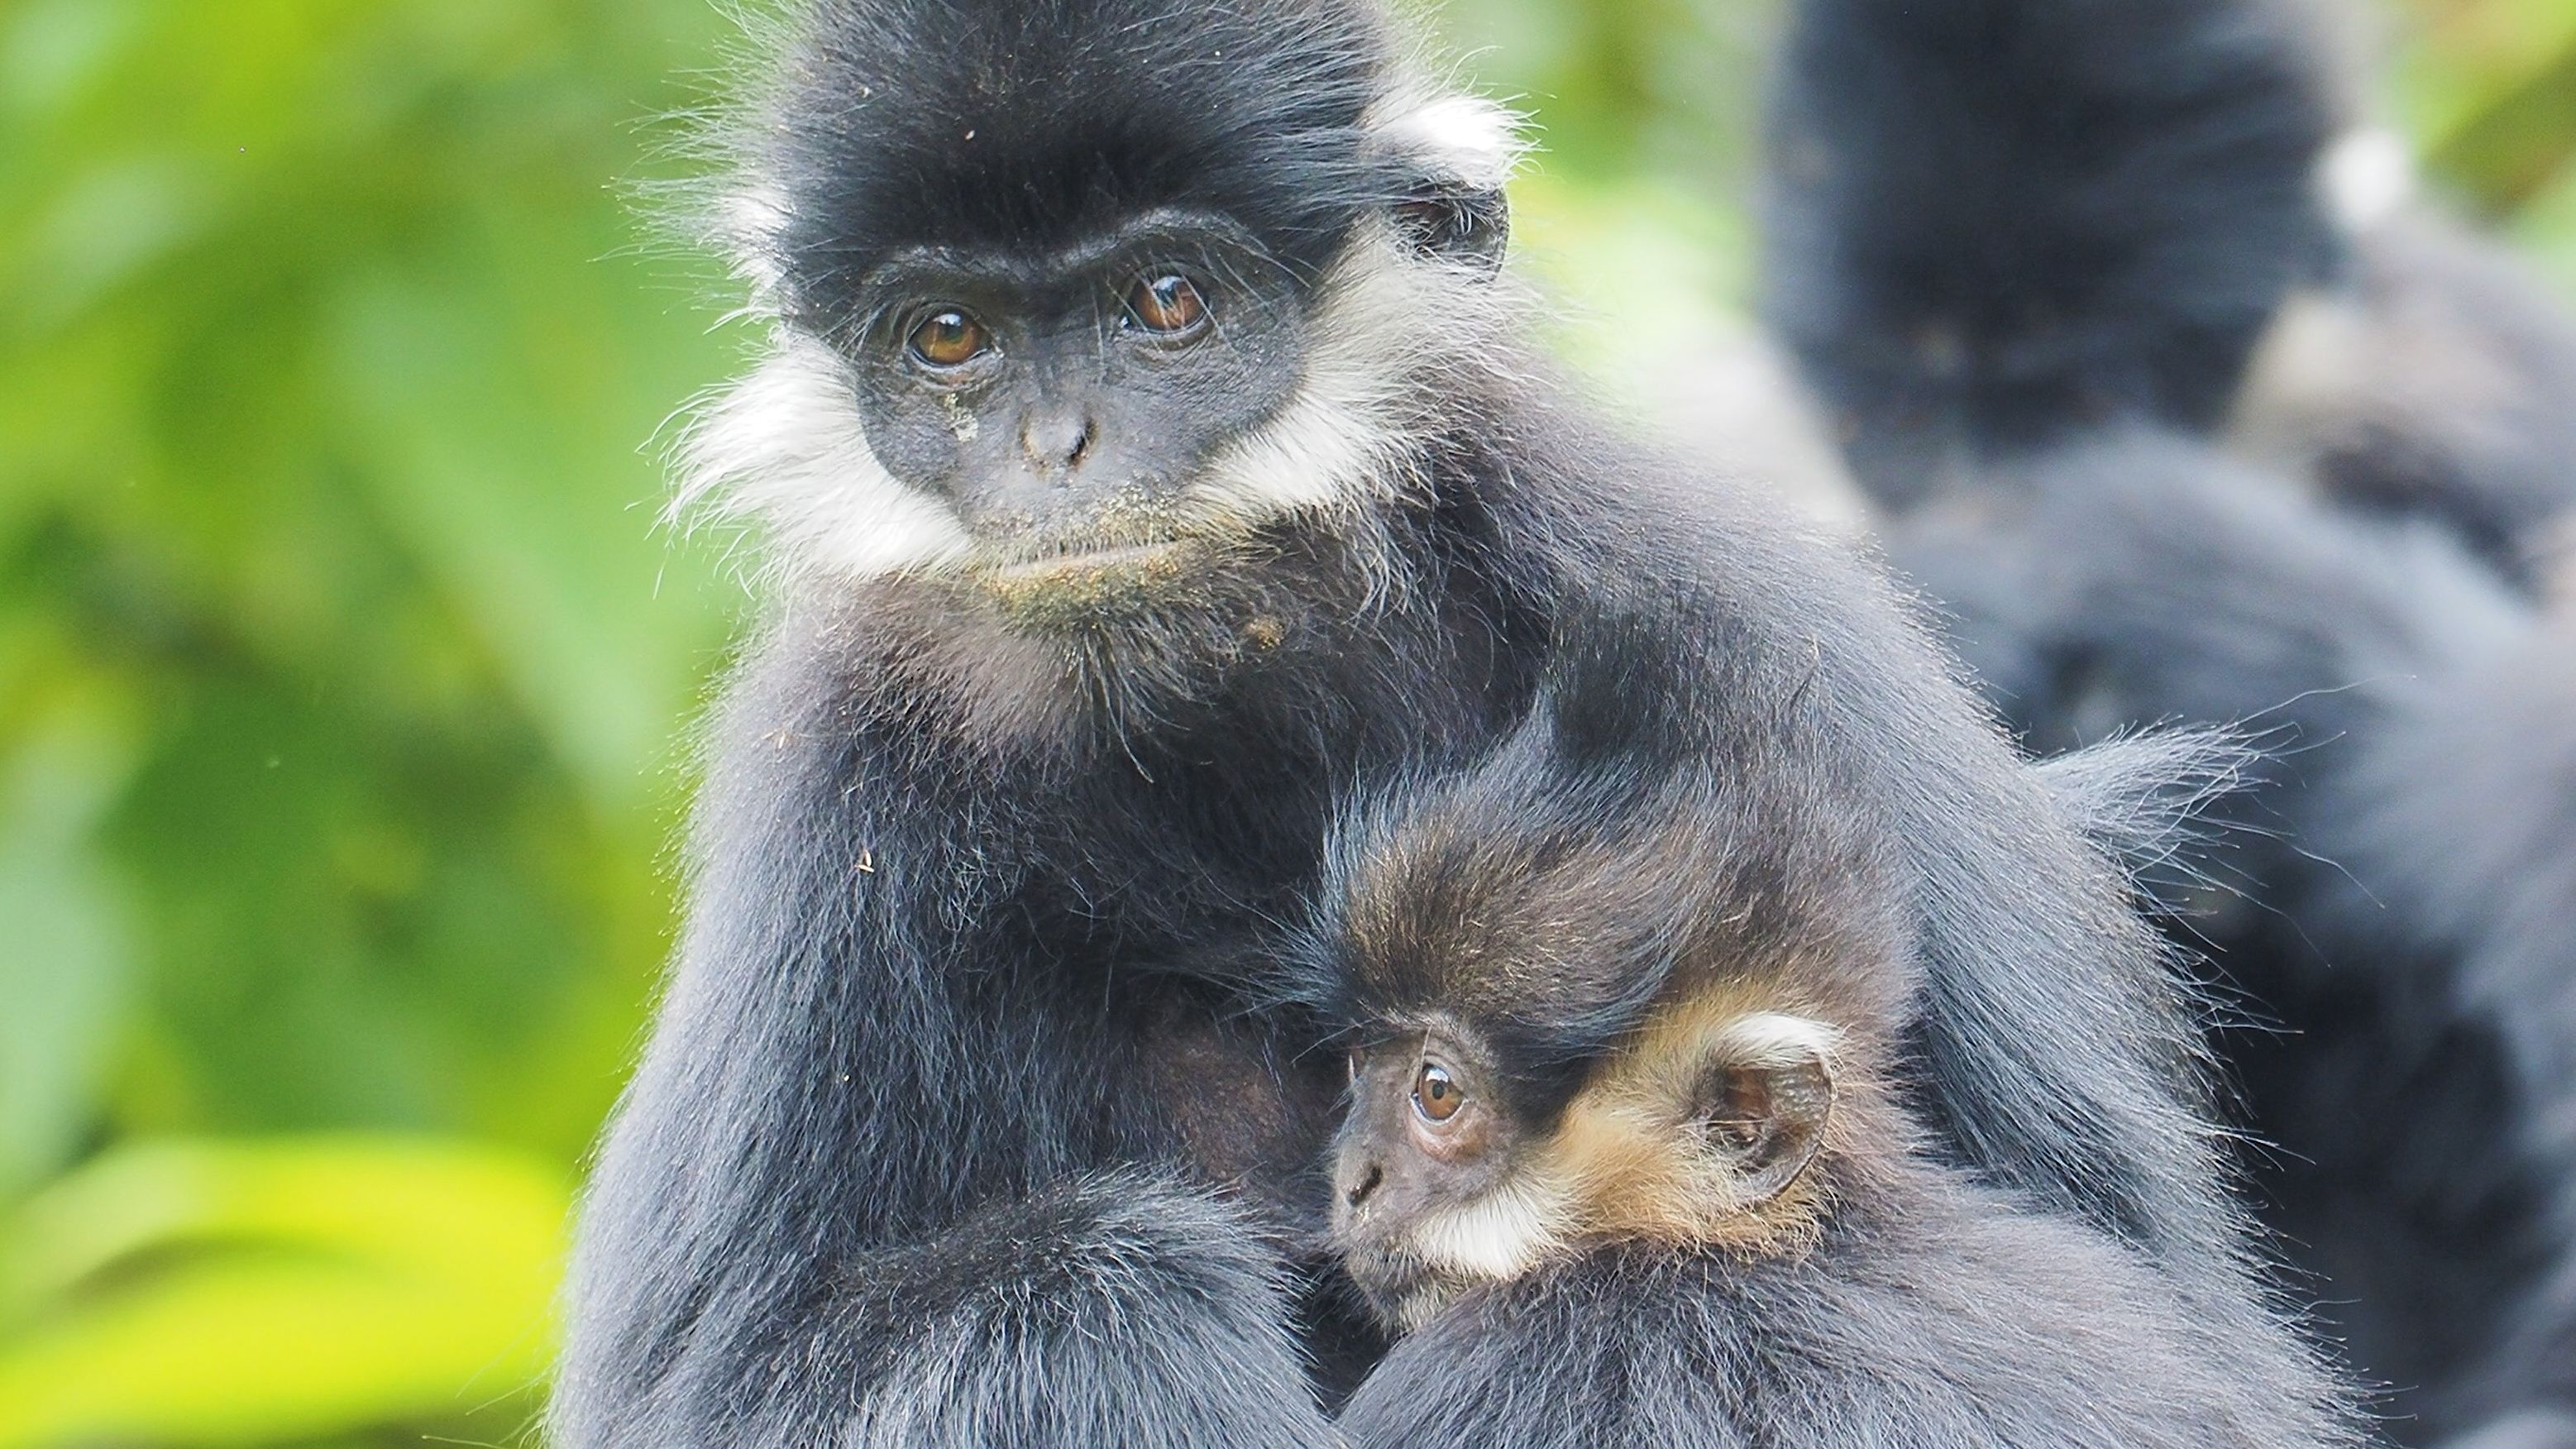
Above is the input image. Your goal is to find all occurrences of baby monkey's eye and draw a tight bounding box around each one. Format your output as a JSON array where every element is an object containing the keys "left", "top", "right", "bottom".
[
  {"left": 1124, "top": 274, "right": 1207, "bottom": 336},
  {"left": 1412, "top": 1060, "right": 1465, "bottom": 1123},
  {"left": 907, "top": 308, "right": 991, "bottom": 368}
]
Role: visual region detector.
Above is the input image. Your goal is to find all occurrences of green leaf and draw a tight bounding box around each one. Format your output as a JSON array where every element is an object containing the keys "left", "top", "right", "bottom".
[
  {"left": 0, "top": 1136, "right": 567, "bottom": 1448},
  {"left": 2423, "top": 33, "right": 2576, "bottom": 219},
  {"left": 325, "top": 204, "right": 739, "bottom": 820},
  {"left": 0, "top": 696, "right": 139, "bottom": 1196}
]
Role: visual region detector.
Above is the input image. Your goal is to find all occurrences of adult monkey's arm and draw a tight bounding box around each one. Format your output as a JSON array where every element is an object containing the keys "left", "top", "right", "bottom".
[{"left": 550, "top": 625, "right": 1336, "bottom": 1449}]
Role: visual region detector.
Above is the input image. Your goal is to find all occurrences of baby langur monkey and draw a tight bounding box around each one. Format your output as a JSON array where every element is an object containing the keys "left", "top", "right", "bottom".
[
  {"left": 1335, "top": 996, "right": 1852, "bottom": 1333},
  {"left": 1292, "top": 705, "right": 2363, "bottom": 1448},
  {"left": 1313, "top": 740, "right": 1919, "bottom": 1337}
]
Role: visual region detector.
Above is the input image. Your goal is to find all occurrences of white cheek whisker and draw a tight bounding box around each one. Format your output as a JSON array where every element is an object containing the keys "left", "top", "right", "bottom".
[
  {"left": 668, "top": 332, "right": 977, "bottom": 584},
  {"left": 1196, "top": 235, "right": 1484, "bottom": 515},
  {"left": 1399, "top": 1170, "right": 1575, "bottom": 1290}
]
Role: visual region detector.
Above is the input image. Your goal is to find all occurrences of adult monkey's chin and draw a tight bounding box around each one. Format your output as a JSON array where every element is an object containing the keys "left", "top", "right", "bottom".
[{"left": 968, "top": 536, "right": 1210, "bottom": 629}]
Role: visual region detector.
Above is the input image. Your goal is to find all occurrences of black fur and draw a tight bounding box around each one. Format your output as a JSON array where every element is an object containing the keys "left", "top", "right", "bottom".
[
  {"left": 1760, "top": 0, "right": 2576, "bottom": 1437},
  {"left": 1345, "top": 1179, "right": 2344, "bottom": 1449},
  {"left": 734, "top": 1171, "right": 1334, "bottom": 1447},
  {"left": 1762, "top": 0, "right": 2342, "bottom": 501},
  {"left": 557, "top": 2, "right": 2339, "bottom": 1442},
  {"left": 762, "top": 0, "right": 1398, "bottom": 314},
  {"left": 1881, "top": 433, "right": 2576, "bottom": 1441}
]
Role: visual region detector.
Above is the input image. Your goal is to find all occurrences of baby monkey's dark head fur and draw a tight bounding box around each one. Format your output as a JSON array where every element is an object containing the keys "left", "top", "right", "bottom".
[
  {"left": 680, "top": 0, "right": 1525, "bottom": 619},
  {"left": 1284, "top": 691, "right": 1921, "bottom": 1332}
]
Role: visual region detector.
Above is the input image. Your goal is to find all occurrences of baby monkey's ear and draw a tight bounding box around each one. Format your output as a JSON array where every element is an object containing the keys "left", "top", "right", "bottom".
[{"left": 1689, "top": 1013, "right": 1838, "bottom": 1204}]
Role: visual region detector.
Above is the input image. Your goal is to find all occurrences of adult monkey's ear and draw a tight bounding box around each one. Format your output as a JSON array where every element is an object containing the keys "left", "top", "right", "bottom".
[
  {"left": 1369, "top": 91, "right": 1526, "bottom": 274},
  {"left": 1690, "top": 1012, "right": 1838, "bottom": 1205}
]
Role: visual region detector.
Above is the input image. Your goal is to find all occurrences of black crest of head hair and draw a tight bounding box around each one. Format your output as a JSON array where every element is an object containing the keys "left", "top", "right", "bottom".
[
  {"left": 1278, "top": 705, "right": 1711, "bottom": 1116},
  {"left": 760, "top": 0, "right": 1402, "bottom": 322},
  {"left": 1763, "top": 0, "right": 2344, "bottom": 489}
]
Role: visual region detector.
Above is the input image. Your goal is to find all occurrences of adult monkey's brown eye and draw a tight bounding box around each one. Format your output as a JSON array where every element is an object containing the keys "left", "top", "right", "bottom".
[
  {"left": 1125, "top": 274, "right": 1207, "bottom": 335},
  {"left": 1412, "top": 1060, "right": 1465, "bottom": 1123},
  {"left": 908, "top": 308, "right": 990, "bottom": 367}
]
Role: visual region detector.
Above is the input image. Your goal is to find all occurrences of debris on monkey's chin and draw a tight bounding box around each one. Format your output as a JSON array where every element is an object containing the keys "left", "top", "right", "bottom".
[
  {"left": 1244, "top": 614, "right": 1288, "bottom": 650},
  {"left": 973, "top": 538, "right": 1202, "bottom": 627}
]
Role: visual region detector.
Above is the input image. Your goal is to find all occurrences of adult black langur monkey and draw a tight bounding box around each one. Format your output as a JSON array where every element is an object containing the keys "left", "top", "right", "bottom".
[
  {"left": 1887, "top": 434, "right": 2576, "bottom": 1446},
  {"left": 1761, "top": 0, "right": 2345, "bottom": 500},
  {"left": 1763, "top": 0, "right": 2576, "bottom": 584},
  {"left": 553, "top": 2, "right": 2302, "bottom": 1443},
  {"left": 1759, "top": 0, "right": 2576, "bottom": 1439}
]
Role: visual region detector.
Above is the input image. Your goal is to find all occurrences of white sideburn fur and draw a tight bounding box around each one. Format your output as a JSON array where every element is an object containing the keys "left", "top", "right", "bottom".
[
  {"left": 1394, "top": 1171, "right": 1575, "bottom": 1329},
  {"left": 668, "top": 332, "right": 979, "bottom": 582},
  {"left": 1364, "top": 88, "right": 1529, "bottom": 194},
  {"left": 671, "top": 88, "right": 1527, "bottom": 587}
]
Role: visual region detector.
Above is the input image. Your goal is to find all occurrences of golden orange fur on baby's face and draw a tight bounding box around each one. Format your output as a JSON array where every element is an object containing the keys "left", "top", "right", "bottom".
[{"left": 1327, "top": 992, "right": 1869, "bottom": 1333}]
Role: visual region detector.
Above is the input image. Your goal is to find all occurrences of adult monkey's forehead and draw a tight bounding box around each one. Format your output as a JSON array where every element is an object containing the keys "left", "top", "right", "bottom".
[
  {"left": 751, "top": 0, "right": 1405, "bottom": 292},
  {"left": 848, "top": 208, "right": 1286, "bottom": 304}
]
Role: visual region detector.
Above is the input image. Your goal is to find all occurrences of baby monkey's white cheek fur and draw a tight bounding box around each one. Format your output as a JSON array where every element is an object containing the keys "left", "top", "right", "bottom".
[{"left": 1398, "top": 1172, "right": 1575, "bottom": 1313}]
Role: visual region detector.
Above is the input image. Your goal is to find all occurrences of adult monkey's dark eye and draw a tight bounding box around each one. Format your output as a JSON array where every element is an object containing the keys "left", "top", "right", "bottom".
[
  {"left": 1412, "top": 1060, "right": 1465, "bottom": 1123},
  {"left": 908, "top": 308, "right": 990, "bottom": 368},
  {"left": 1124, "top": 274, "right": 1207, "bottom": 336}
]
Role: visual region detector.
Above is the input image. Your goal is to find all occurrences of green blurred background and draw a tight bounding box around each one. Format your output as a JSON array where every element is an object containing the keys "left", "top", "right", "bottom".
[{"left": 2, "top": 0, "right": 2572, "bottom": 1443}]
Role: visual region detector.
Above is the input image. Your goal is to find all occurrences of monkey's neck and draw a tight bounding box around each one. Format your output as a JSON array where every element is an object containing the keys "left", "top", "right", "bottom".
[{"left": 816, "top": 504, "right": 1522, "bottom": 758}]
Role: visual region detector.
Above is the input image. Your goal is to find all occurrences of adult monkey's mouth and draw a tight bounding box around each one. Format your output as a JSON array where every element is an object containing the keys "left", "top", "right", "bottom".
[{"left": 978, "top": 539, "right": 1193, "bottom": 582}]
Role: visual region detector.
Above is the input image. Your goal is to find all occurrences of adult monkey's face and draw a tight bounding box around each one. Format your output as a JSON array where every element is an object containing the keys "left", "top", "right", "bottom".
[
  {"left": 670, "top": 0, "right": 1525, "bottom": 618},
  {"left": 834, "top": 208, "right": 1311, "bottom": 590}
]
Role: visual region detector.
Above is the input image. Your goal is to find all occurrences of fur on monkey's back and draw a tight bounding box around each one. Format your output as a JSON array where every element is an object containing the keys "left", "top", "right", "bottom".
[{"left": 1341, "top": 1172, "right": 2362, "bottom": 1449}]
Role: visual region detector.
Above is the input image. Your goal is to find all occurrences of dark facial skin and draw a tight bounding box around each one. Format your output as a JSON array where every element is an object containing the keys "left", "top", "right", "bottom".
[
  {"left": 1331, "top": 1028, "right": 1530, "bottom": 1321},
  {"left": 837, "top": 208, "right": 1310, "bottom": 567}
]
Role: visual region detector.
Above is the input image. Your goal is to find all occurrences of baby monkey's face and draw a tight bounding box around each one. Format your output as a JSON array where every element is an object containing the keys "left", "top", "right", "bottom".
[
  {"left": 1328, "top": 1007, "right": 1845, "bottom": 1333},
  {"left": 1331, "top": 1025, "right": 1556, "bottom": 1332}
]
